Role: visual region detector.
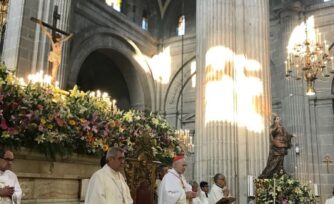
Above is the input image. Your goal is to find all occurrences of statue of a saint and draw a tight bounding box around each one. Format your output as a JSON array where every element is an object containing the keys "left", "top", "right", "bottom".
[
  {"left": 38, "top": 20, "right": 73, "bottom": 82},
  {"left": 259, "top": 114, "right": 294, "bottom": 179}
]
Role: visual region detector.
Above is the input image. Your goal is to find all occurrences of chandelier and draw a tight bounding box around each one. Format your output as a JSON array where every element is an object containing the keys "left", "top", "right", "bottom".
[
  {"left": 175, "top": 129, "right": 194, "bottom": 154},
  {"left": 0, "top": 0, "right": 8, "bottom": 30},
  {"left": 285, "top": 16, "right": 334, "bottom": 96}
]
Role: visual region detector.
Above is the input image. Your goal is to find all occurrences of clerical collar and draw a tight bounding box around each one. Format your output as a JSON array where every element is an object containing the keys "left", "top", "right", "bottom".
[
  {"left": 169, "top": 168, "right": 181, "bottom": 176},
  {"left": 106, "top": 164, "right": 120, "bottom": 176},
  {"left": 169, "top": 169, "right": 185, "bottom": 189},
  {"left": 214, "top": 183, "right": 224, "bottom": 189}
]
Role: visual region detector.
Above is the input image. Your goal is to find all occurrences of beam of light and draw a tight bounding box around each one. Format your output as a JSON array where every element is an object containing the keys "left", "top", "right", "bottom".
[
  {"left": 130, "top": 38, "right": 171, "bottom": 84},
  {"left": 287, "top": 16, "right": 316, "bottom": 54},
  {"left": 149, "top": 47, "right": 171, "bottom": 84},
  {"left": 105, "top": 0, "right": 121, "bottom": 12},
  {"left": 204, "top": 47, "right": 264, "bottom": 133},
  {"left": 191, "top": 61, "right": 196, "bottom": 87}
]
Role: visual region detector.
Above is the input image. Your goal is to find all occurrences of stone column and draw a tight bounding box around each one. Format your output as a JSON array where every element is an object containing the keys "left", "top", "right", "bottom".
[
  {"left": 276, "top": 4, "right": 309, "bottom": 181},
  {"left": 54, "top": 0, "right": 72, "bottom": 87},
  {"left": 31, "top": 0, "right": 52, "bottom": 75},
  {"left": 2, "top": 0, "right": 25, "bottom": 71},
  {"left": 195, "top": 0, "right": 270, "bottom": 202}
]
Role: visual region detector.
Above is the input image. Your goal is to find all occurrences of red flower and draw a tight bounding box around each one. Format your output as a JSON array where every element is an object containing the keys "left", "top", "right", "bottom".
[
  {"left": 0, "top": 119, "right": 8, "bottom": 129},
  {"left": 55, "top": 117, "right": 64, "bottom": 127}
]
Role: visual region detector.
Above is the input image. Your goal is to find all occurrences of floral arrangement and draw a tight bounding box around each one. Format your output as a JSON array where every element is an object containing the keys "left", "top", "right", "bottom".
[
  {"left": 0, "top": 64, "right": 180, "bottom": 161},
  {"left": 255, "top": 174, "right": 315, "bottom": 204}
]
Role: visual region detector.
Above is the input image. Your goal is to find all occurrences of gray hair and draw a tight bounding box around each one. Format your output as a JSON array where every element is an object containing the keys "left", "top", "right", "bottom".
[
  {"left": 106, "top": 147, "right": 124, "bottom": 160},
  {"left": 190, "top": 180, "right": 198, "bottom": 187},
  {"left": 213, "top": 173, "right": 225, "bottom": 183}
]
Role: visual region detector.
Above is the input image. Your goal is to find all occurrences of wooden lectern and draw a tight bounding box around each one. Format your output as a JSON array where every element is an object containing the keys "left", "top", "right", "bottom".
[{"left": 216, "top": 197, "right": 236, "bottom": 204}]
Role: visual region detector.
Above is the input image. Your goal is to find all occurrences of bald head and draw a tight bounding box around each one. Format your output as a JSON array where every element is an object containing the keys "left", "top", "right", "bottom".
[{"left": 173, "top": 158, "right": 187, "bottom": 174}]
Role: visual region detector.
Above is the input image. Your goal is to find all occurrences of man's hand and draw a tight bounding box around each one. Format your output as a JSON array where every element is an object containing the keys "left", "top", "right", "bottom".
[
  {"left": 0, "top": 186, "right": 14, "bottom": 198},
  {"left": 223, "top": 188, "right": 229, "bottom": 197},
  {"left": 186, "top": 191, "right": 197, "bottom": 199}
]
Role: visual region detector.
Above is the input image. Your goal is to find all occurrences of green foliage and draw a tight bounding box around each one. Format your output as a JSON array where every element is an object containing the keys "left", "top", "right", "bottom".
[
  {"left": 0, "top": 65, "right": 179, "bottom": 161},
  {"left": 255, "top": 174, "right": 316, "bottom": 204}
]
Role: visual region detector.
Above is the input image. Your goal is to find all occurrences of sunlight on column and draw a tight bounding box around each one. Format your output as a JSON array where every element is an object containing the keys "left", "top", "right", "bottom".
[
  {"left": 204, "top": 46, "right": 235, "bottom": 124},
  {"left": 204, "top": 46, "right": 264, "bottom": 132},
  {"left": 205, "top": 76, "right": 234, "bottom": 122},
  {"left": 235, "top": 55, "right": 264, "bottom": 132}
]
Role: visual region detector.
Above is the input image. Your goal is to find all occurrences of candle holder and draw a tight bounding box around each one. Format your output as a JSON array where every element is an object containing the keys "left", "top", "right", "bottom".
[{"left": 285, "top": 16, "right": 334, "bottom": 95}]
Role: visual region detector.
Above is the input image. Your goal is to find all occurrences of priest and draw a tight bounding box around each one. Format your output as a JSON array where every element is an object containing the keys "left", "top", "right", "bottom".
[
  {"left": 85, "top": 147, "right": 133, "bottom": 204},
  {"left": 158, "top": 155, "right": 197, "bottom": 204},
  {"left": 0, "top": 149, "right": 22, "bottom": 204},
  {"left": 208, "top": 173, "right": 232, "bottom": 204}
]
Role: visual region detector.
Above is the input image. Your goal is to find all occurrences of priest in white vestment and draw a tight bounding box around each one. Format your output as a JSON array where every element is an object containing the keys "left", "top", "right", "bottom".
[
  {"left": 155, "top": 164, "right": 168, "bottom": 203},
  {"left": 208, "top": 173, "right": 231, "bottom": 204},
  {"left": 190, "top": 181, "right": 202, "bottom": 204},
  {"left": 0, "top": 149, "right": 22, "bottom": 204},
  {"left": 199, "top": 181, "right": 209, "bottom": 204},
  {"left": 325, "top": 187, "right": 334, "bottom": 204},
  {"left": 158, "top": 156, "right": 197, "bottom": 204},
  {"left": 85, "top": 147, "right": 133, "bottom": 204}
]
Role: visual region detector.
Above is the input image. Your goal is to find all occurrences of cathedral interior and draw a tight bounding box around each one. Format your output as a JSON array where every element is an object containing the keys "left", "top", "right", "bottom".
[{"left": 0, "top": 0, "right": 334, "bottom": 203}]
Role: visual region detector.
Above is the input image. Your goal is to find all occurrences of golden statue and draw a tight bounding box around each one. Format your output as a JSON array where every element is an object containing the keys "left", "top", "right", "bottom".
[{"left": 37, "top": 20, "right": 73, "bottom": 82}]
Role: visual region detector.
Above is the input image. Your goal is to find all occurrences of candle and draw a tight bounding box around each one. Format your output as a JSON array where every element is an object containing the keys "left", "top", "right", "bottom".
[
  {"left": 273, "top": 179, "right": 276, "bottom": 203},
  {"left": 314, "top": 184, "right": 319, "bottom": 196},
  {"left": 285, "top": 60, "right": 288, "bottom": 74},
  {"left": 248, "top": 175, "right": 254, "bottom": 197},
  {"left": 112, "top": 99, "right": 117, "bottom": 111}
]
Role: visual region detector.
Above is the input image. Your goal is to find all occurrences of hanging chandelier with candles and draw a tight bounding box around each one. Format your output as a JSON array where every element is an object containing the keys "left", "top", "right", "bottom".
[
  {"left": 0, "top": 0, "right": 8, "bottom": 30},
  {"left": 175, "top": 129, "right": 194, "bottom": 154},
  {"left": 285, "top": 16, "right": 334, "bottom": 96}
]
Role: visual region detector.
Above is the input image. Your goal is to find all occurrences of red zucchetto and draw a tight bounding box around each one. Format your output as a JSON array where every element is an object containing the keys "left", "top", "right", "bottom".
[{"left": 173, "top": 155, "right": 184, "bottom": 162}]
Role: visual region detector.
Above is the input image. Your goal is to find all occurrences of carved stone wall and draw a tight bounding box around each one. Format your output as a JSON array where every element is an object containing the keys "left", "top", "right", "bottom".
[{"left": 12, "top": 149, "right": 100, "bottom": 203}]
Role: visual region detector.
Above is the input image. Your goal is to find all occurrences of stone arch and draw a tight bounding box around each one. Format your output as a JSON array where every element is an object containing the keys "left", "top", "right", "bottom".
[
  {"left": 161, "top": 0, "right": 196, "bottom": 38},
  {"left": 67, "top": 26, "right": 155, "bottom": 110}
]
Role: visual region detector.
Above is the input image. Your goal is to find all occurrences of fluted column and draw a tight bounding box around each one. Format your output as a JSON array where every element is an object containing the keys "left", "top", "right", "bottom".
[
  {"left": 54, "top": 0, "right": 72, "bottom": 88},
  {"left": 278, "top": 6, "right": 308, "bottom": 180},
  {"left": 277, "top": 1, "right": 320, "bottom": 190},
  {"left": 195, "top": 0, "right": 270, "bottom": 202}
]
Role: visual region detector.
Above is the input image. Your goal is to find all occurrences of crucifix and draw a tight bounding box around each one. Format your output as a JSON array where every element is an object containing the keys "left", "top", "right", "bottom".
[
  {"left": 31, "top": 5, "right": 73, "bottom": 83},
  {"left": 322, "top": 154, "right": 333, "bottom": 173}
]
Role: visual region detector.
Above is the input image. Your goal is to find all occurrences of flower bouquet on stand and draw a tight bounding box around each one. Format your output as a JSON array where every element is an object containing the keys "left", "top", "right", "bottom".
[
  {"left": 255, "top": 174, "right": 316, "bottom": 204},
  {"left": 0, "top": 64, "right": 180, "bottom": 162}
]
